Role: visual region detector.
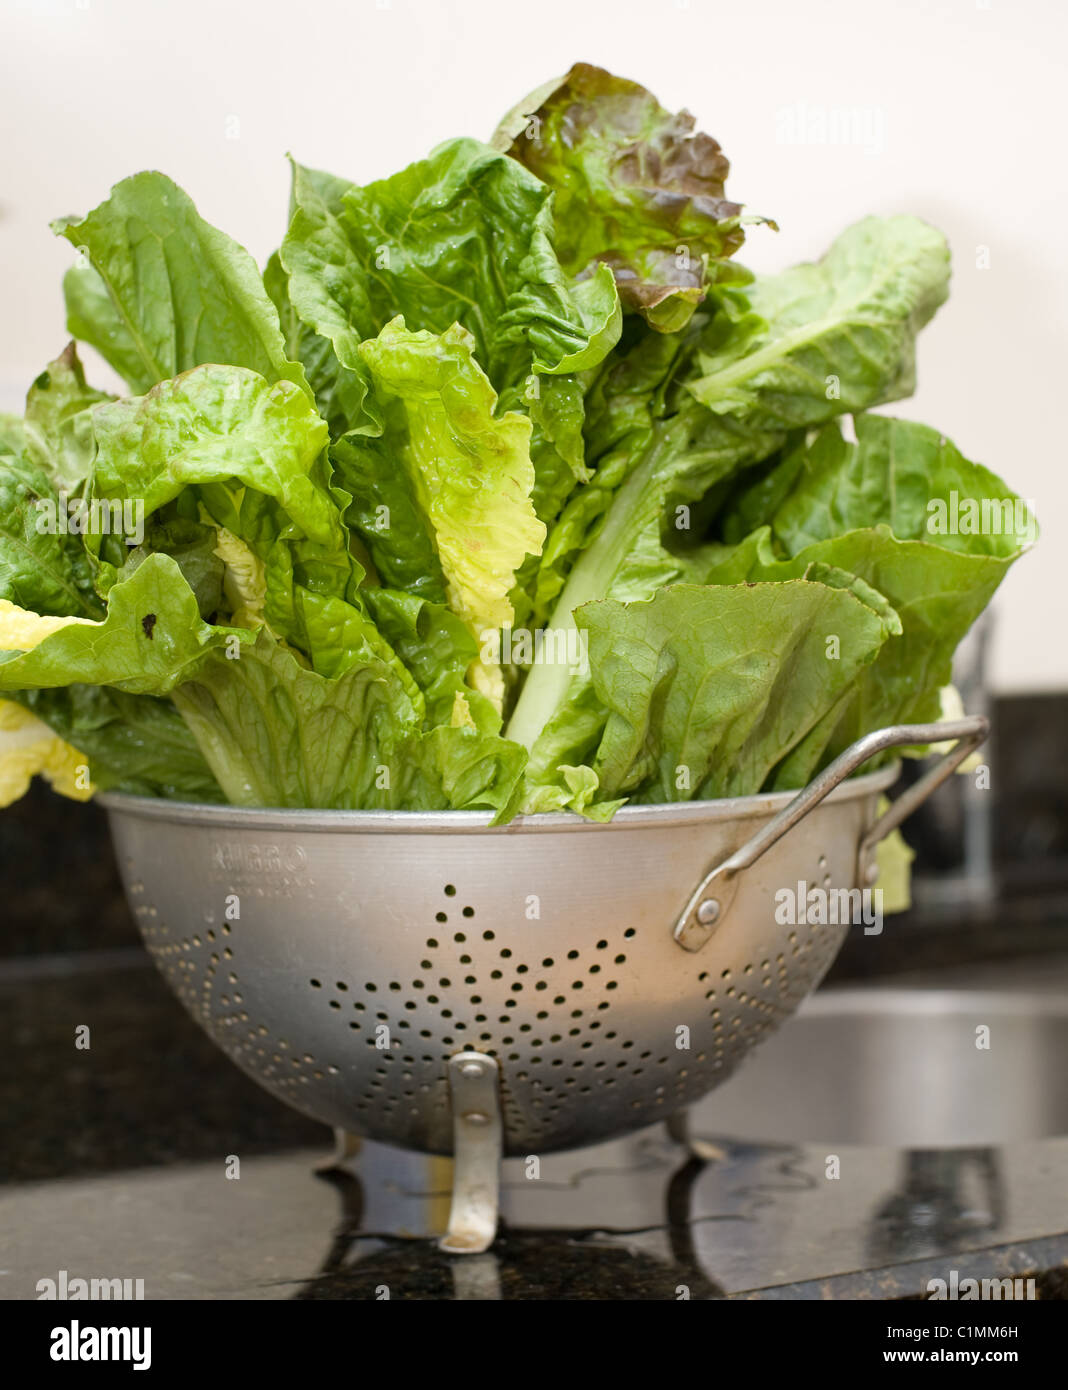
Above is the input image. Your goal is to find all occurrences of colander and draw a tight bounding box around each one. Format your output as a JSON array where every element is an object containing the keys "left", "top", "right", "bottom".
[{"left": 102, "top": 715, "right": 987, "bottom": 1252}]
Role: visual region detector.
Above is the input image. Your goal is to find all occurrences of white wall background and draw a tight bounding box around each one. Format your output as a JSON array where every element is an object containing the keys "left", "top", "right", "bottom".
[{"left": 1, "top": 0, "right": 1064, "bottom": 691}]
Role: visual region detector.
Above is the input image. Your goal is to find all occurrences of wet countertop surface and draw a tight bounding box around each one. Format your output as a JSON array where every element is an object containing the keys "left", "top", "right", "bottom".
[{"left": 3, "top": 948, "right": 1067, "bottom": 1300}]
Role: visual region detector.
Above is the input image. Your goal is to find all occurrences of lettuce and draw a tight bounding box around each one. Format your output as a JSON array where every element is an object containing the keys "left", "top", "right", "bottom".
[
  {"left": 0, "top": 448, "right": 103, "bottom": 620},
  {"left": 0, "top": 64, "right": 1032, "bottom": 830},
  {"left": 5, "top": 686, "right": 223, "bottom": 803},
  {"left": 23, "top": 343, "right": 112, "bottom": 490},
  {"left": 352, "top": 319, "right": 544, "bottom": 641},
  {"left": 505, "top": 216, "right": 959, "bottom": 808},
  {"left": 0, "top": 699, "right": 92, "bottom": 807},
  {"left": 697, "top": 415, "right": 1032, "bottom": 781},
  {"left": 577, "top": 575, "right": 900, "bottom": 802},
  {"left": 686, "top": 216, "right": 950, "bottom": 424},
  {"left": 277, "top": 140, "right": 620, "bottom": 425},
  {"left": 54, "top": 172, "right": 309, "bottom": 398},
  {"left": 493, "top": 63, "right": 752, "bottom": 332}
]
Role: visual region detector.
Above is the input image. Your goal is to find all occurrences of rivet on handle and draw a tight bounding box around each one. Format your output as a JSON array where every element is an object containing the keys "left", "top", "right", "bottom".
[{"left": 673, "top": 716, "right": 989, "bottom": 953}]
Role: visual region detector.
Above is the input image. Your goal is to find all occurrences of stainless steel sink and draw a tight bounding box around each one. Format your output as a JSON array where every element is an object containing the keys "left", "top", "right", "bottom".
[{"left": 695, "top": 988, "right": 1068, "bottom": 1147}]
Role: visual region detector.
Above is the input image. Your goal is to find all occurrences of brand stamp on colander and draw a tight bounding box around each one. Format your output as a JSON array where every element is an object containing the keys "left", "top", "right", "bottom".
[{"left": 210, "top": 841, "right": 310, "bottom": 893}]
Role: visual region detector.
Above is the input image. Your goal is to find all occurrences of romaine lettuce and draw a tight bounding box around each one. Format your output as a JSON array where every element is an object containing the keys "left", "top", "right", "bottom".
[{"left": 0, "top": 64, "right": 1033, "bottom": 832}]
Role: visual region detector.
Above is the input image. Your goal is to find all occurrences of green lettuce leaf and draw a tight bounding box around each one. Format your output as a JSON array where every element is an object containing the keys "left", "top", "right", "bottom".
[
  {"left": 23, "top": 343, "right": 111, "bottom": 490},
  {"left": 124, "top": 513, "right": 225, "bottom": 622},
  {"left": 507, "top": 219, "right": 952, "bottom": 789},
  {"left": 81, "top": 363, "right": 386, "bottom": 677},
  {"left": 170, "top": 632, "right": 523, "bottom": 815},
  {"left": 724, "top": 411, "right": 1031, "bottom": 561},
  {"left": 54, "top": 172, "right": 309, "bottom": 398},
  {"left": 364, "top": 588, "right": 499, "bottom": 732},
  {"left": 77, "top": 359, "right": 430, "bottom": 720},
  {"left": 330, "top": 432, "right": 448, "bottom": 606},
  {"left": 89, "top": 364, "right": 332, "bottom": 543},
  {"left": 278, "top": 140, "right": 620, "bottom": 403},
  {"left": 701, "top": 415, "right": 1032, "bottom": 779},
  {"left": 686, "top": 216, "right": 950, "bottom": 425},
  {"left": 0, "top": 416, "right": 25, "bottom": 455},
  {"left": 577, "top": 576, "right": 900, "bottom": 801},
  {"left": 502, "top": 367, "right": 601, "bottom": 633},
  {"left": 0, "top": 553, "right": 251, "bottom": 696},
  {"left": 264, "top": 248, "right": 374, "bottom": 440},
  {"left": 521, "top": 320, "right": 696, "bottom": 631},
  {"left": 343, "top": 320, "right": 546, "bottom": 651},
  {"left": 0, "top": 449, "right": 103, "bottom": 620},
  {"left": 9, "top": 685, "right": 224, "bottom": 802}
]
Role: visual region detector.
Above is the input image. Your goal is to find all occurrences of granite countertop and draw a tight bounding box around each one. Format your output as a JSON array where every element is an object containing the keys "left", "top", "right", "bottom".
[{"left": 3, "top": 947, "right": 1066, "bottom": 1300}]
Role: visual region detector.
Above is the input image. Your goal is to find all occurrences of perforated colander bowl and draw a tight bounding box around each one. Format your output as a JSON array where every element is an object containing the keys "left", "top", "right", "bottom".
[{"left": 102, "top": 716, "right": 986, "bottom": 1250}]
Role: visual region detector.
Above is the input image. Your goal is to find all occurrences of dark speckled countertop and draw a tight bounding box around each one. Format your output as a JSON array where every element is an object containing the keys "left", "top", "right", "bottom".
[{"left": 2, "top": 947, "right": 1067, "bottom": 1300}]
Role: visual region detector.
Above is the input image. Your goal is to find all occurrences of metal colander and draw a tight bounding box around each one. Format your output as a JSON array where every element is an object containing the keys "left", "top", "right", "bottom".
[{"left": 102, "top": 716, "right": 986, "bottom": 1251}]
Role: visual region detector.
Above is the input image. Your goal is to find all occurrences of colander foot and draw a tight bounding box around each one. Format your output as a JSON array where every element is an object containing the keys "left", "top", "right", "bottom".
[
  {"left": 665, "top": 1108, "right": 726, "bottom": 1164},
  {"left": 314, "top": 1128, "right": 363, "bottom": 1173},
  {"left": 438, "top": 1052, "right": 502, "bottom": 1256}
]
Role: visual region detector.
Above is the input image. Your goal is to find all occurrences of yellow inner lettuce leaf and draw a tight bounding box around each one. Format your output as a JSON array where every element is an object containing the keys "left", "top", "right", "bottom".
[
  {"left": 467, "top": 658, "right": 506, "bottom": 714},
  {"left": 358, "top": 318, "right": 546, "bottom": 640},
  {"left": 875, "top": 808, "right": 915, "bottom": 914},
  {"left": 449, "top": 692, "right": 476, "bottom": 729},
  {"left": 0, "top": 699, "right": 92, "bottom": 805},
  {"left": 0, "top": 599, "right": 96, "bottom": 652},
  {"left": 209, "top": 520, "right": 267, "bottom": 630},
  {"left": 931, "top": 684, "right": 984, "bottom": 773}
]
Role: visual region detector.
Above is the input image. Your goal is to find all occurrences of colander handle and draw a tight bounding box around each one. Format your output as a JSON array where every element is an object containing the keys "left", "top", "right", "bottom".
[{"left": 673, "top": 714, "right": 990, "bottom": 951}]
